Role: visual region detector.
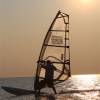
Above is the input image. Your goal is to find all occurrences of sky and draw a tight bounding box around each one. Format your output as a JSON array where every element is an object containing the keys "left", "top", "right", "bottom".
[{"left": 0, "top": 0, "right": 100, "bottom": 77}]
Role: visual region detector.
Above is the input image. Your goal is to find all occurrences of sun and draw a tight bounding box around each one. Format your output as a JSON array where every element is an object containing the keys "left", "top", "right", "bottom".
[{"left": 78, "top": 0, "right": 96, "bottom": 12}]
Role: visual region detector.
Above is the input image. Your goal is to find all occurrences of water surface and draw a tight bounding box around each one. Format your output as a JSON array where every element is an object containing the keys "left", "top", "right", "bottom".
[{"left": 0, "top": 75, "right": 100, "bottom": 100}]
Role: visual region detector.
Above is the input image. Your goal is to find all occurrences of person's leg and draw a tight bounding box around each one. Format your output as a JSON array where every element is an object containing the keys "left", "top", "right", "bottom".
[
  {"left": 39, "top": 79, "right": 47, "bottom": 92},
  {"left": 47, "top": 80, "right": 57, "bottom": 94},
  {"left": 52, "top": 86, "right": 57, "bottom": 94},
  {"left": 37, "top": 89, "right": 40, "bottom": 94},
  {"left": 35, "top": 80, "right": 45, "bottom": 94},
  {"left": 34, "top": 81, "right": 40, "bottom": 93}
]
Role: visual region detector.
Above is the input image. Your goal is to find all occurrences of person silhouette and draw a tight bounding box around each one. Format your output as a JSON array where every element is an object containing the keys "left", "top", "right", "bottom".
[{"left": 37, "top": 60, "right": 57, "bottom": 94}]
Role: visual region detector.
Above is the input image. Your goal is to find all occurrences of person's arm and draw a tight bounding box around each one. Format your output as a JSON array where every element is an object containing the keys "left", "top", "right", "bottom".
[
  {"left": 53, "top": 64, "right": 57, "bottom": 70},
  {"left": 41, "top": 63, "right": 46, "bottom": 69},
  {"left": 37, "top": 61, "right": 46, "bottom": 69}
]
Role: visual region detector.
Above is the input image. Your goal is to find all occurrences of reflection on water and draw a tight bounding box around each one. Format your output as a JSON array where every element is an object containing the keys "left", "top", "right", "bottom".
[
  {"left": 72, "top": 74, "right": 98, "bottom": 90},
  {"left": 57, "top": 74, "right": 100, "bottom": 100},
  {"left": 1, "top": 74, "right": 100, "bottom": 100}
]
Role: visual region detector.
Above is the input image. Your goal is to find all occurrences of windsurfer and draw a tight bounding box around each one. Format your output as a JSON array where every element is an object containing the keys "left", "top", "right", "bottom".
[{"left": 37, "top": 60, "right": 57, "bottom": 94}]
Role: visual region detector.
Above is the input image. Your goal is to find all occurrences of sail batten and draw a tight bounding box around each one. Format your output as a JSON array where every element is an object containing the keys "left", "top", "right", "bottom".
[{"left": 50, "top": 30, "right": 69, "bottom": 32}]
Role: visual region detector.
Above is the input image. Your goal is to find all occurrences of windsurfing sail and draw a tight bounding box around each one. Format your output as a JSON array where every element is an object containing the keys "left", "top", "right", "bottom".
[{"left": 34, "top": 10, "right": 71, "bottom": 90}]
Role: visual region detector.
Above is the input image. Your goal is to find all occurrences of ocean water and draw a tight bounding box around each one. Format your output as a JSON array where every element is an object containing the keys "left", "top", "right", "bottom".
[{"left": 0, "top": 75, "right": 100, "bottom": 100}]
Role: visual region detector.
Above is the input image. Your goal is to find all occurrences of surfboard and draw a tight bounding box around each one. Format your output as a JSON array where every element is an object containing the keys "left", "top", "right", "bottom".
[
  {"left": 1, "top": 86, "right": 53, "bottom": 96},
  {"left": 1, "top": 86, "right": 35, "bottom": 96}
]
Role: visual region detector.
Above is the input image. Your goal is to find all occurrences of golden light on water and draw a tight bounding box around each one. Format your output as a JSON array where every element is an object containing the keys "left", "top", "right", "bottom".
[
  {"left": 75, "top": 75, "right": 96, "bottom": 84},
  {"left": 73, "top": 74, "right": 98, "bottom": 89},
  {"left": 71, "top": 74, "right": 100, "bottom": 99}
]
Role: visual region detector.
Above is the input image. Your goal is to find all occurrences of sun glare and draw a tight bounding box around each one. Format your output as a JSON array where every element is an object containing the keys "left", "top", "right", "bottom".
[
  {"left": 78, "top": 0, "right": 96, "bottom": 12},
  {"left": 80, "top": 0, "right": 95, "bottom": 7},
  {"left": 73, "top": 74, "right": 98, "bottom": 88}
]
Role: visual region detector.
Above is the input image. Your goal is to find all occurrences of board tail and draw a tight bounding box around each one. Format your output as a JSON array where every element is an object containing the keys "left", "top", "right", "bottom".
[{"left": 1, "top": 86, "right": 34, "bottom": 96}]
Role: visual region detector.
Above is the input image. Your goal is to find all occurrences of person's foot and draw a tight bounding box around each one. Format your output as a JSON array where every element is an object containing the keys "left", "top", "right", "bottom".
[
  {"left": 52, "top": 87, "right": 57, "bottom": 94},
  {"left": 37, "top": 90, "right": 40, "bottom": 94},
  {"left": 54, "top": 91, "right": 57, "bottom": 94},
  {"left": 35, "top": 90, "right": 40, "bottom": 94}
]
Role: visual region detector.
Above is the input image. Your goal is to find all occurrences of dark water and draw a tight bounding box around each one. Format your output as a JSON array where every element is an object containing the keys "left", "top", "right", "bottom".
[{"left": 0, "top": 75, "right": 100, "bottom": 100}]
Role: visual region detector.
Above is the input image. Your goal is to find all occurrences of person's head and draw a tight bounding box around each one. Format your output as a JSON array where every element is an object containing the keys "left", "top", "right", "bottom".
[{"left": 47, "top": 60, "right": 51, "bottom": 64}]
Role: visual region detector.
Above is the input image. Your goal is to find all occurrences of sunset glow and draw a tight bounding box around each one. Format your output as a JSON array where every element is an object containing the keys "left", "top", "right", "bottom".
[
  {"left": 0, "top": 0, "right": 100, "bottom": 77},
  {"left": 80, "top": 0, "right": 95, "bottom": 8},
  {"left": 81, "top": 0, "right": 94, "bottom": 3}
]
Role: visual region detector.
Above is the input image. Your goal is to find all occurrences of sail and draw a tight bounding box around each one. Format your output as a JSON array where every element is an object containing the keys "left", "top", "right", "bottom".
[{"left": 34, "top": 11, "right": 71, "bottom": 88}]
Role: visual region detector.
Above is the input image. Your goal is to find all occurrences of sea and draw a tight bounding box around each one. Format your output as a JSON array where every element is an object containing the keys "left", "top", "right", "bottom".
[{"left": 0, "top": 74, "right": 100, "bottom": 100}]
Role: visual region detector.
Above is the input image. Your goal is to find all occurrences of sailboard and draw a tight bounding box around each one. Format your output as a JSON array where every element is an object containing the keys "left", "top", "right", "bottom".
[
  {"left": 2, "top": 86, "right": 100, "bottom": 96},
  {"left": 1, "top": 86, "right": 34, "bottom": 96},
  {"left": 1, "top": 86, "right": 48, "bottom": 96},
  {"left": 34, "top": 10, "right": 71, "bottom": 90}
]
